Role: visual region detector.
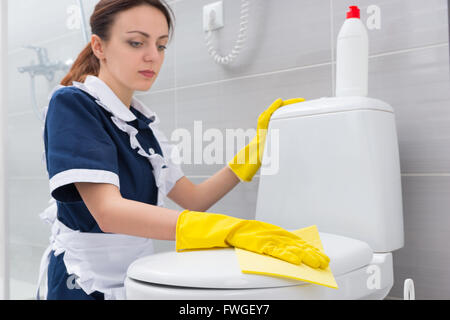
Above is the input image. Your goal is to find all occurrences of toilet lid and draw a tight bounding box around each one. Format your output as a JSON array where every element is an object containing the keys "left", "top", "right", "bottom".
[
  {"left": 126, "top": 232, "right": 373, "bottom": 289},
  {"left": 271, "top": 96, "right": 394, "bottom": 120}
]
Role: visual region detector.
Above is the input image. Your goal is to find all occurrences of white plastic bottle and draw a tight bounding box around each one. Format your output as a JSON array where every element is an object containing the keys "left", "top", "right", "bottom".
[{"left": 335, "top": 5, "right": 369, "bottom": 97}]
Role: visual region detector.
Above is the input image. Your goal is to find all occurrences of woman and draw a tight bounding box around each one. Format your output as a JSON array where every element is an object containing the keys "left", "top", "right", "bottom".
[{"left": 37, "top": 0, "right": 329, "bottom": 300}]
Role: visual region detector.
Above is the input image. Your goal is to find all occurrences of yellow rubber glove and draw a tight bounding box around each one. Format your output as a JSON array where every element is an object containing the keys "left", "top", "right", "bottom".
[
  {"left": 228, "top": 98, "right": 305, "bottom": 182},
  {"left": 176, "top": 210, "right": 330, "bottom": 269}
]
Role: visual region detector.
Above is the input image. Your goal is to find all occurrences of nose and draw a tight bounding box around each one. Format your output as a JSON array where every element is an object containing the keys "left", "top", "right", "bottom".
[{"left": 143, "top": 44, "right": 161, "bottom": 62}]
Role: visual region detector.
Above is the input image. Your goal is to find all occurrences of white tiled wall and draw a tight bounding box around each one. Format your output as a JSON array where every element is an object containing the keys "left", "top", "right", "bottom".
[{"left": 6, "top": 0, "right": 450, "bottom": 299}]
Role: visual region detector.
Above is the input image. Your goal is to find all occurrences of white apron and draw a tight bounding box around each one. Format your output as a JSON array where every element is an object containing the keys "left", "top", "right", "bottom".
[
  {"left": 37, "top": 77, "right": 183, "bottom": 300},
  {"left": 36, "top": 198, "right": 155, "bottom": 300}
]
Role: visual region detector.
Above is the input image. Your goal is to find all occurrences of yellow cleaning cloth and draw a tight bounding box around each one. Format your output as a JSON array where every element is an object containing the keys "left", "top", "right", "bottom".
[{"left": 235, "top": 225, "right": 338, "bottom": 289}]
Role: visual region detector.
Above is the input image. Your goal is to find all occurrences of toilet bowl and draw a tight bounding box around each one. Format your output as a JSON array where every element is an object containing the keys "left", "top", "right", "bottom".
[
  {"left": 125, "top": 232, "right": 393, "bottom": 300},
  {"left": 125, "top": 97, "right": 403, "bottom": 300}
]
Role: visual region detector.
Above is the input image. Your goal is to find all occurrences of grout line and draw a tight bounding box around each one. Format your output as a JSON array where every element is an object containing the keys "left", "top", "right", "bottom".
[
  {"left": 369, "top": 42, "right": 449, "bottom": 59},
  {"left": 139, "top": 61, "right": 335, "bottom": 96},
  {"left": 9, "top": 173, "right": 450, "bottom": 181},
  {"left": 401, "top": 173, "right": 450, "bottom": 177},
  {"left": 207, "top": 173, "right": 450, "bottom": 178},
  {"left": 330, "top": 0, "right": 336, "bottom": 97},
  {"left": 188, "top": 173, "right": 450, "bottom": 180}
]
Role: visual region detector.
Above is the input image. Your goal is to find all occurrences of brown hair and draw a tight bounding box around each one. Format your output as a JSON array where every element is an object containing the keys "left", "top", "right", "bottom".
[{"left": 60, "top": 0, "right": 174, "bottom": 86}]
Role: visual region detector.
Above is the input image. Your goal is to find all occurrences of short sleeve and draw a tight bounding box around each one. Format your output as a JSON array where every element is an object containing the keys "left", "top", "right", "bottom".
[
  {"left": 44, "top": 87, "right": 120, "bottom": 202},
  {"left": 154, "top": 127, "right": 184, "bottom": 195}
]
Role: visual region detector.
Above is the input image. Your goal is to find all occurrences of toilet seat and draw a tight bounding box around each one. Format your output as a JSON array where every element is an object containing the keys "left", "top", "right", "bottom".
[{"left": 126, "top": 232, "right": 373, "bottom": 290}]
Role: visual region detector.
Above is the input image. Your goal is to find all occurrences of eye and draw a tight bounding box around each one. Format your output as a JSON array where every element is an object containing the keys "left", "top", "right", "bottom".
[
  {"left": 158, "top": 45, "right": 167, "bottom": 51},
  {"left": 129, "top": 41, "right": 143, "bottom": 48}
]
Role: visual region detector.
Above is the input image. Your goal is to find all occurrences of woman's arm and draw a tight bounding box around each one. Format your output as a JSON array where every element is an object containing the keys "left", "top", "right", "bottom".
[
  {"left": 74, "top": 165, "right": 240, "bottom": 239},
  {"left": 167, "top": 165, "right": 241, "bottom": 212},
  {"left": 75, "top": 182, "right": 181, "bottom": 240}
]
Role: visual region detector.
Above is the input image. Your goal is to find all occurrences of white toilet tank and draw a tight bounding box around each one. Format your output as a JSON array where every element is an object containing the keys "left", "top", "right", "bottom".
[{"left": 255, "top": 96, "right": 404, "bottom": 253}]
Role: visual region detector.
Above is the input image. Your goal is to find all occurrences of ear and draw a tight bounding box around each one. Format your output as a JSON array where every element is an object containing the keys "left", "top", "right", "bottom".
[{"left": 91, "top": 34, "right": 106, "bottom": 61}]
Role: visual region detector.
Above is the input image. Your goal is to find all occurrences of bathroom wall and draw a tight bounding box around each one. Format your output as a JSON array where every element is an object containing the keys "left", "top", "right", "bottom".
[{"left": 6, "top": 0, "right": 449, "bottom": 299}]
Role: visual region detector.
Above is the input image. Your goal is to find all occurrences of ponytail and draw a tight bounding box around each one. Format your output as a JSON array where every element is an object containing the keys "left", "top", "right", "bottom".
[{"left": 60, "top": 42, "right": 100, "bottom": 86}]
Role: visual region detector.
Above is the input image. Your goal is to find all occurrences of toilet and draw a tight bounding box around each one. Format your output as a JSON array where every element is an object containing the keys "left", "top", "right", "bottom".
[{"left": 125, "top": 96, "right": 404, "bottom": 300}]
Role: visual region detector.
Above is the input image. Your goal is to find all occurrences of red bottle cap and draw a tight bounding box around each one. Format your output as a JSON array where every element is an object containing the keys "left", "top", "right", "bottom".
[{"left": 346, "top": 5, "right": 360, "bottom": 19}]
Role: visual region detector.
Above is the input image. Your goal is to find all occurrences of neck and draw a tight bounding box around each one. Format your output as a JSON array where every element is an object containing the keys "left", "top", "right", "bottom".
[{"left": 97, "top": 70, "right": 133, "bottom": 109}]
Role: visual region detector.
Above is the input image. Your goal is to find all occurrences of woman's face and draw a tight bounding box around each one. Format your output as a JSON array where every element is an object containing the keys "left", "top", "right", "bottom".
[{"left": 94, "top": 4, "right": 169, "bottom": 94}]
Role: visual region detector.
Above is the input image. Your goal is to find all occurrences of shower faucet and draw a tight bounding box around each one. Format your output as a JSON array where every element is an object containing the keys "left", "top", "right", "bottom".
[{"left": 17, "top": 45, "right": 71, "bottom": 81}]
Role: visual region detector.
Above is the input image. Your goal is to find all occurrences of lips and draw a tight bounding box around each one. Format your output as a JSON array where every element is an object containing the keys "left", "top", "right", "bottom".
[{"left": 139, "top": 70, "right": 155, "bottom": 78}]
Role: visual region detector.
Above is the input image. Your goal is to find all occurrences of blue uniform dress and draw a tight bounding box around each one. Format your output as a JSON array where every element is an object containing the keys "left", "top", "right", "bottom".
[{"left": 43, "top": 81, "right": 182, "bottom": 300}]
